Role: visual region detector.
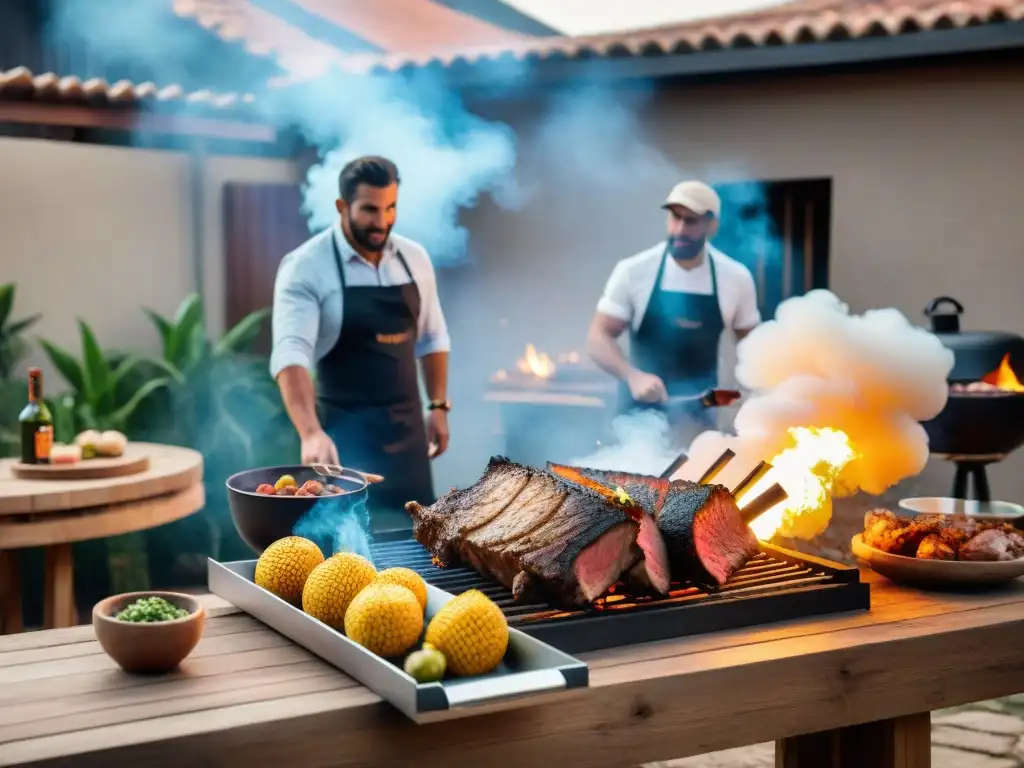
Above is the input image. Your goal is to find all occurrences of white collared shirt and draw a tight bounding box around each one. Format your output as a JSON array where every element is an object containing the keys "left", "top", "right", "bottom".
[
  {"left": 269, "top": 223, "right": 450, "bottom": 378},
  {"left": 597, "top": 242, "right": 761, "bottom": 333}
]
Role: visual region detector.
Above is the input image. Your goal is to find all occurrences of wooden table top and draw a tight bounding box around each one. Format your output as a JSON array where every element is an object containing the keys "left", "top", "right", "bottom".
[
  {"left": 2, "top": 572, "right": 1023, "bottom": 768},
  {"left": 0, "top": 443, "right": 203, "bottom": 516}
]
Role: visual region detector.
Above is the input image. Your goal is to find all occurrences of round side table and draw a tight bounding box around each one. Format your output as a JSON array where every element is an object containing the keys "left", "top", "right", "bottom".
[{"left": 0, "top": 443, "right": 204, "bottom": 633}]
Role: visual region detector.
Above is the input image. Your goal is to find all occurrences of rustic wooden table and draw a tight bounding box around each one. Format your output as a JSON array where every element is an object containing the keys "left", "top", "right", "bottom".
[
  {"left": 0, "top": 571, "right": 1021, "bottom": 767},
  {"left": 0, "top": 443, "right": 204, "bottom": 633}
]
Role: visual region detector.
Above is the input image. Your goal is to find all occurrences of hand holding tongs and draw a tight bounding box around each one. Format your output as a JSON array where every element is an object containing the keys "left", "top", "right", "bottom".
[{"left": 310, "top": 463, "right": 385, "bottom": 485}]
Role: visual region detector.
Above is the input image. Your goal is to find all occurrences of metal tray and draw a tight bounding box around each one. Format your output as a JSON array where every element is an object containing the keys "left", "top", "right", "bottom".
[{"left": 207, "top": 559, "right": 589, "bottom": 723}]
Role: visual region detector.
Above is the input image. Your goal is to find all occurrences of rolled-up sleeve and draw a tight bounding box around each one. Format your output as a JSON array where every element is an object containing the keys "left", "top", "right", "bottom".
[
  {"left": 270, "top": 253, "right": 321, "bottom": 378},
  {"left": 596, "top": 260, "right": 634, "bottom": 324},
  {"left": 413, "top": 251, "right": 451, "bottom": 358}
]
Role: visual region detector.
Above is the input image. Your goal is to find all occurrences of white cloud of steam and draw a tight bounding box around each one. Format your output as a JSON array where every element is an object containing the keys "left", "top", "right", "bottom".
[
  {"left": 691, "top": 289, "right": 955, "bottom": 497},
  {"left": 569, "top": 410, "right": 680, "bottom": 475}
]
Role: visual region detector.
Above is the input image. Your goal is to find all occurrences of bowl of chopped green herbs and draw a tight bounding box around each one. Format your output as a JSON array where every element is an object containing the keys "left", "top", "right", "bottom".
[{"left": 92, "top": 592, "right": 205, "bottom": 674}]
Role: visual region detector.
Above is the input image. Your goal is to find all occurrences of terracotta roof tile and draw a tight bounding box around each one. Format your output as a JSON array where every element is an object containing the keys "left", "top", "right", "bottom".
[
  {"left": 287, "top": 0, "right": 532, "bottom": 53},
  {"left": 329, "top": 0, "right": 1024, "bottom": 73},
  {"left": 0, "top": 66, "right": 256, "bottom": 111}
]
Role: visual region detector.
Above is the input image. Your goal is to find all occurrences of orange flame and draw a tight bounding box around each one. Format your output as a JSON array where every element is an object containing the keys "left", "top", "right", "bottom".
[
  {"left": 743, "top": 427, "right": 858, "bottom": 541},
  {"left": 982, "top": 354, "right": 1024, "bottom": 392},
  {"left": 517, "top": 344, "right": 556, "bottom": 379}
]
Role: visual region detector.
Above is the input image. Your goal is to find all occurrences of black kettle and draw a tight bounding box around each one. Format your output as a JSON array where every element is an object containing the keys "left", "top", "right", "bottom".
[{"left": 924, "top": 296, "right": 1024, "bottom": 382}]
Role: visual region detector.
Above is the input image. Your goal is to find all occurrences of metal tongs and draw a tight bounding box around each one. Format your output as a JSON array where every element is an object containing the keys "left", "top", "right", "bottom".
[
  {"left": 310, "top": 463, "right": 385, "bottom": 485},
  {"left": 663, "top": 388, "right": 742, "bottom": 409}
]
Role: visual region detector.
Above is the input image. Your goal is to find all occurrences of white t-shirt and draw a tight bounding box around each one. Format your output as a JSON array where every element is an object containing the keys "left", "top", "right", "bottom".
[{"left": 597, "top": 242, "right": 761, "bottom": 333}]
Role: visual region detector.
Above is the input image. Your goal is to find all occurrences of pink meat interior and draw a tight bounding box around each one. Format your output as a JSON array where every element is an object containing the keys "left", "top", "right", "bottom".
[
  {"left": 574, "top": 523, "right": 639, "bottom": 601},
  {"left": 692, "top": 491, "right": 759, "bottom": 585},
  {"left": 636, "top": 513, "right": 671, "bottom": 593}
]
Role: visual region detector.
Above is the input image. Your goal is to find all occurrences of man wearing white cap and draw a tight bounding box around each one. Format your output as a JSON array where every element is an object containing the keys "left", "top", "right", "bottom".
[{"left": 586, "top": 180, "right": 761, "bottom": 442}]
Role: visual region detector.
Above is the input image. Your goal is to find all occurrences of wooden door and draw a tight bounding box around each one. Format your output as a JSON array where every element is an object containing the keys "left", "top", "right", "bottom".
[{"left": 223, "top": 183, "right": 311, "bottom": 354}]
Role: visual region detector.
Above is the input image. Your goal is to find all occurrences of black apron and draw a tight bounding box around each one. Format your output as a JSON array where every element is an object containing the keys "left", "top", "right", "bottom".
[
  {"left": 618, "top": 245, "right": 726, "bottom": 446},
  {"left": 316, "top": 232, "right": 435, "bottom": 534}
]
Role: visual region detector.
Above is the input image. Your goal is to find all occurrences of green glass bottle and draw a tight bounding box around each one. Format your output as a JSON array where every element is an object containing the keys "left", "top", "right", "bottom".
[{"left": 19, "top": 367, "right": 53, "bottom": 464}]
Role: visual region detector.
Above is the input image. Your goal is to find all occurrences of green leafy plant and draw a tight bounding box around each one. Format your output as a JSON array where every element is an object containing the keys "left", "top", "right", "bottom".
[
  {"left": 145, "top": 293, "right": 270, "bottom": 376},
  {"left": 0, "top": 377, "right": 24, "bottom": 457},
  {"left": 0, "top": 283, "right": 42, "bottom": 380},
  {"left": 37, "top": 320, "right": 175, "bottom": 434},
  {"left": 141, "top": 294, "right": 273, "bottom": 460},
  {"left": 137, "top": 294, "right": 290, "bottom": 568}
]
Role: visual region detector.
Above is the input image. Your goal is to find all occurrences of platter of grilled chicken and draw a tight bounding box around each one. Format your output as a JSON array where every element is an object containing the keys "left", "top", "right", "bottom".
[{"left": 852, "top": 508, "right": 1024, "bottom": 587}]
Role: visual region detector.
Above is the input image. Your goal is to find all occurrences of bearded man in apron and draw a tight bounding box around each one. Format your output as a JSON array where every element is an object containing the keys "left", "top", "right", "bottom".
[
  {"left": 586, "top": 181, "right": 761, "bottom": 449},
  {"left": 271, "top": 156, "right": 451, "bottom": 534}
]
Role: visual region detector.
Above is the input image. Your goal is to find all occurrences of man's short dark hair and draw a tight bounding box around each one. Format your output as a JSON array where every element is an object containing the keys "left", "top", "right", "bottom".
[{"left": 338, "top": 156, "right": 400, "bottom": 203}]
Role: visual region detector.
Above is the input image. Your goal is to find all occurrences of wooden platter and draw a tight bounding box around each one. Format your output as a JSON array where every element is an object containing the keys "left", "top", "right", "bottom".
[
  {"left": 0, "top": 443, "right": 203, "bottom": 516},
  {"left": 851, "top": 533, "right": 1024, "bottom": 588},
  {"left": 10, "top": 446, "right": 149, "bottom": 481}
]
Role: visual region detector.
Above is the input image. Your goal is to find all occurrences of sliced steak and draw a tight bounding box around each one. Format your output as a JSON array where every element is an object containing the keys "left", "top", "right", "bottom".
[
  {"left": 407, "top": 457, "right": 641, "bottom": 608},
  {"left": 657, "top": 481, "right": 759, "bottom": 586},
  {"left": 623, "top": 482, "right": 671, "bottom": 595}
]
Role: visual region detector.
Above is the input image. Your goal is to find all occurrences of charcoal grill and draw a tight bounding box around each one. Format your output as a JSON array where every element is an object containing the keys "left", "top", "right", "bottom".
[{"left": 370, "top": 537, "right": 870, "bottom": 655}]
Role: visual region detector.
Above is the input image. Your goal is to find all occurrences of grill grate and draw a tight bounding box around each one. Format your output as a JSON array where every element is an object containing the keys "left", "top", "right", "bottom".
[{"left": 370, "top": 537, "right": 871, "bottom": 654}]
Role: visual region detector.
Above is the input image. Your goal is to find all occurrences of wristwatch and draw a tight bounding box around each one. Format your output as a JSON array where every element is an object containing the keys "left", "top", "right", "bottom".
[{"left": 427, "top": 400, "right": 452, "bottom": 412}]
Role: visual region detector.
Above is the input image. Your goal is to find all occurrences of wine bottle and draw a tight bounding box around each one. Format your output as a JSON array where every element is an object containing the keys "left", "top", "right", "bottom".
[{"left": 19, "top": 368, "right": 53, "bottom": 464}]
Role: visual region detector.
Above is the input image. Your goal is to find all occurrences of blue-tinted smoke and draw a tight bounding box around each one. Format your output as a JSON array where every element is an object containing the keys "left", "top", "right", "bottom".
[
  {"left": 280, "top": 70, "right": 519, "bottom": 266},
  {"left": 293, "top": 495, "right": 374, "bottom": 564},
  {"left": 43, "top": 0, "right": 520, "bottom": 268}
]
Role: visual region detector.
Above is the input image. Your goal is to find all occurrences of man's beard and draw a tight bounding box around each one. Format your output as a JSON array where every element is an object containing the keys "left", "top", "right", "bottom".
[
  {"left": 668, "top": 236, "right": 705, "bottom": 261},
  {"left": 350, "top": 222, "right": 392, "bottom": 253}
]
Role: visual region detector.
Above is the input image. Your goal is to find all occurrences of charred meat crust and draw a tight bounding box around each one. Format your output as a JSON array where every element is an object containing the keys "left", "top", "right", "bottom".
[
  {"left": 657, "top": 482, "right": 720, "bottom": 585},
  {"left": 656, "top": 481, "right": 757, "bottom": 587},
  {"left": 549, "top": 463, "right": 674, "bottom": 513},
  {"left": 407, "top": 456, "right": 642, "bottom": 608}
]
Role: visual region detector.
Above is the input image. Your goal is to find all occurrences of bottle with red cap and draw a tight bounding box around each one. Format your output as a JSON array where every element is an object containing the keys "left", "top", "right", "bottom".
[{"left": 19, "top": 367, "right": 53, "bottom": 464}]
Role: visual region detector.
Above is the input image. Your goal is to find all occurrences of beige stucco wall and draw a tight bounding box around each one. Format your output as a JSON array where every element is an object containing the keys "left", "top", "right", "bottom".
[
  {"left": 0, "top": 137, "right": 300, "bottom": 372},
  {"left": 449, "top": 58, "right": 1024, "bottom": 501}
]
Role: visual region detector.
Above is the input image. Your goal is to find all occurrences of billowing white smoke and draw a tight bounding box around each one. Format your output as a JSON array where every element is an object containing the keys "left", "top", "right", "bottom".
[
  {"left": 569, "top": 410, "right": 679, "bottom": 475},
  {"left": 689, "top": 289, "right": 955, "bottom": 497}
]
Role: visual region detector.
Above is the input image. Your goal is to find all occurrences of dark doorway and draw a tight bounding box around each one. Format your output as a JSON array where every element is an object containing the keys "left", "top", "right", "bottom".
[{"left": 713, "top": 177, "right": 832, "bottom": 320}]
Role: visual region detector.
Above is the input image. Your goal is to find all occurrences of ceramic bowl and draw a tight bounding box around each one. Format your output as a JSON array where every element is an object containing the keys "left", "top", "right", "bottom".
[
  {"left": 225, "top": 464, "right": 369, "bottom": 555},
  {"left": 92, "top": 591, "right": 205, "bottom": 673},
  {"left": 898, "top": 497, "right": 1024, "bottom": 525}
]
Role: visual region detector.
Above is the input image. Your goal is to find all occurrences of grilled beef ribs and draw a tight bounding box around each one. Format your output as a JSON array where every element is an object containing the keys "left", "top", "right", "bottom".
[
  {"left": 406, "top": 457, "right": 641, "bottom": 608},
  {"left": 657, "top": 481, "right": 760, "bottom": 586},
  {"left": 410, "top": 457, "right": 534, "bottom": 565}
]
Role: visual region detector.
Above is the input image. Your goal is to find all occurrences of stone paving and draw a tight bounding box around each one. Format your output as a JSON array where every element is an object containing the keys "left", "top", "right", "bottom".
[{"left": 643, "top": 698, "right": 1024, "bottom": 767}]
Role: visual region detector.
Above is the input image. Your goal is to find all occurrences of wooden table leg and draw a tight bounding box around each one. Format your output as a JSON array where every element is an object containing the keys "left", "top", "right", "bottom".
[
  {"left": 0, "top": 549, "right": 23, "bottom": 635},
  {"left": 43, "top": 543, "right": 76, "bottom": 629},
  {"left": 777, "top": 712, "right": 931, "bottom": 768}
]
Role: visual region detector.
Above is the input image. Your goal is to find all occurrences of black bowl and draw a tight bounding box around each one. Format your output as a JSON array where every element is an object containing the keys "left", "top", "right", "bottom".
[
  {"left": 922, "top": 391, "right": 1024, "bottom": 457},
  {"left": 225, "top": 465, "right": 369, "bottom": 556}
]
